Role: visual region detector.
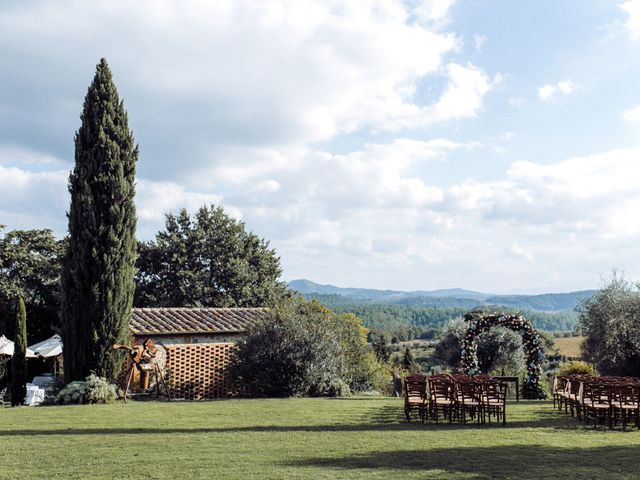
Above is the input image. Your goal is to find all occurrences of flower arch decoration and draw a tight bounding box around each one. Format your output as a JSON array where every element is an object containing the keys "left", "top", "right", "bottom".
[{"left": 461, "top": 311, "right": 546, "bottom": 399}]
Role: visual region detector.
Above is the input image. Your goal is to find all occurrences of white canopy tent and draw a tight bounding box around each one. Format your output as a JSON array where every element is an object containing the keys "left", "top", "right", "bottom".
[
  {"left": 1, "top": 334, "right": 63, "bottom": 404},
  {"left": 26, "top": 334, "right": 63, "bottom": 358},
  {"left": 0, "top": 334, "right": 63, "bottom": 358},
  {"left": 0, "top": 334, "right": 14, "bottom": 356}
]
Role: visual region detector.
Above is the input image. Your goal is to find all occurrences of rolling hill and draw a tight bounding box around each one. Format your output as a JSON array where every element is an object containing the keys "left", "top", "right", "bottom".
[{"left": 287, "top": 279, "right": 595, "bottom": 313}]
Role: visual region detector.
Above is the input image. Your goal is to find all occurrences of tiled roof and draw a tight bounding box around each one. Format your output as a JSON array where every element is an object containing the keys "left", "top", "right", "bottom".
[{"left": 130, "top": 307, "right": 269, "bottom": 335}]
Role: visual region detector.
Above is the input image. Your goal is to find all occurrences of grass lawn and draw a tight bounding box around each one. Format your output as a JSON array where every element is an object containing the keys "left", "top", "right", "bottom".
[{"left": 1, "top": 398, "right": 639, "bottom": 479}]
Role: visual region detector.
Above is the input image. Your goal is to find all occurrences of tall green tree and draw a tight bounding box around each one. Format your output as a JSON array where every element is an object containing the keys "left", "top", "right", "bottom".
[
  {"left": 11, "top": 297, "right": 27, "bottom": 406},
  {"left": 331, "top": 313, "right": 382, "bottom": 392},
  {"left": 61, "top": 58, "right": 138, "bottom": 382},
  {"left": 0, "top": 228, "right": 64, "bottom": 342},
  {"left": 577, "top": 273, "right": 640, "bottom": 376},
  {"left": 135, "top": 205, "right": 286, "bottom": 308}
]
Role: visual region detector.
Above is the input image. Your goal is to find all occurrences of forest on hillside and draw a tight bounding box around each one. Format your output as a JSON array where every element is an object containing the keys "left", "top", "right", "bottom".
[{"left": 304, "top": 293, "right": 578, "bottom": 341}]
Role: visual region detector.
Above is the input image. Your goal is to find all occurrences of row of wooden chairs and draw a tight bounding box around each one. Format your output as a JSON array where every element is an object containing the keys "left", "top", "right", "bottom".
[
  {"left": 553, "top": 375, "right": 640, "bottom": 430},
  {"left": 404, "top": 374, "right": 508, "bottom": 425}
]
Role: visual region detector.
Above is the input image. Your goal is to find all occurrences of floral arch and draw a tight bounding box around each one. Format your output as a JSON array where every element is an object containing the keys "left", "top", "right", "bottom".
[{"left": 461, "top": 311, "right": 547, "bottom": 399}]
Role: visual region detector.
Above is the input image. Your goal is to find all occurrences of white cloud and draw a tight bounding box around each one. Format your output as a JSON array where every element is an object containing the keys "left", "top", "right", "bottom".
[
  {"left": 504, "top": 243, "right": 534, "bottom": 262},
  {"left": 0, "top": 165, "right": 68, "bottom": 232},
  {"left": 413, "top": 0, "right": 457, "bottom": 24},
  {"left": 5, "top": 140, "right": 640, "bottom": 292},
  {"left": 624, "top": 104, "right": 640, "bottom": 122},
  {"left": 247, "top": 145, "right": 640, "bottom": 291},
  {"left": 223, "top": 138, "right": 466, "bottom": 214},
  {"left": 0, "top": 0, "right": 499, "bottom": 183},
  {"left": 4, "top": 1, "right": 639, "bottom": 293},
  {"left": 428, "top": 63, "right": 495, "bottom": 122},
  {"left": 0, "top": 162, "right": 234, "bottom": 240},
  {"left": 0, "top": 145, "right": 66, "bottom": 167},
  {"left": 537, "top": 80, "right": 575, "bottom": 102},
  {"left": 473, "top": 34, "right": 487, "bottom": 51},
  {"left": 0, "top": 0, "right": 504, "bottom": 288},
  {"left": 621, "top": 0, "right": 640, "bottom": 40},
  {"left": 136, "top": 181, "right": 223, "bottom": 222}
]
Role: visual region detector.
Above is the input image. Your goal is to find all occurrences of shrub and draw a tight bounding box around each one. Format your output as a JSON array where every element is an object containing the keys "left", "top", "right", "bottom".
[
  {"left": 230, "top": 298, "right": 384, "bottom": 397},
  {"left": 369, "top": 362, "right": 393, "bottom": 395},
  {"left": 229, "top": 299, "right": 342, "bottom": 397},
  {"left": 556, "top": 361, "right": 595, "bottom": 377},
  {"left": 518, "top": 369, "right": 551, "bottom": 398},
  {"left": 54, "top": 374, "right": 117, "bottom": 405}
]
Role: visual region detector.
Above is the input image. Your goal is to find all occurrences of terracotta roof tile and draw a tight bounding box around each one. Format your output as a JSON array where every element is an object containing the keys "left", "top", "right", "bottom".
[{"left": 130, "top": 307, "right": 269, "bottom": 335}]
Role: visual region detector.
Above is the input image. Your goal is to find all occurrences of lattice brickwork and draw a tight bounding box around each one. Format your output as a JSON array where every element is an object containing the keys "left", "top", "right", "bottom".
[{"left": 164, "top": 343, "right": 237, "bottom": 400}]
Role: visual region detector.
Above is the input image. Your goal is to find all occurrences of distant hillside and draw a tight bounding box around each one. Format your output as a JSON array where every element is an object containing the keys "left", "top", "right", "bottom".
[
  {"left": 287, "top": 279, "right": 491, "bottom": 302},
  {"left": 297, "top": 293, "right": 578, "bottom": 339},
  {"left": 483, "top": 291, "right": 596, "bottom": 312},
  {"left": 288, "top": 279, "right": 594, "bottom": 313}
]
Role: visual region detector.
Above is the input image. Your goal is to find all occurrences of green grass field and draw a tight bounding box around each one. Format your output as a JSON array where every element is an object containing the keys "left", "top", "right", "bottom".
[{"left": 1, "top": 398, "right": 639, "bottom": 479}]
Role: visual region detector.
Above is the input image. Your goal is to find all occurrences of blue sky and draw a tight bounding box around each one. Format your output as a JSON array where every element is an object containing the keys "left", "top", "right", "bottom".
[{"left": 1, "top": 0, "right": 639, "bottom": 293}]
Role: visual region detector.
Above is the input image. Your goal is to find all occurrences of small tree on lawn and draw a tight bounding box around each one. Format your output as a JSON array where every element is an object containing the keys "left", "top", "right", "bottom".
[
  {"left": 402, "top": 346, "right": 415, "bottom": 370},
  {"left": 372, "top": 333, "right": 391, "bottom": 363},
  {"left": 11, "top": 297, "right": 27, "bottom": 406}
]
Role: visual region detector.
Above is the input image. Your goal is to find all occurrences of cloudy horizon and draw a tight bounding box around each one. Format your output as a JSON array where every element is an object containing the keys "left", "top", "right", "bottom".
[{"left": 1, "top": 0, "right": 640, "bottom": 294}]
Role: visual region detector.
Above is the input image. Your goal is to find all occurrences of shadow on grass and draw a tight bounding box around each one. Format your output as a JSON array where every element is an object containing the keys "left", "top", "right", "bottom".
[
  {"left": 362, "top": 402, "right": 584, "bottom": 431},
  {"left": 0, "top": 401, "right": 621, "bottom": 437},
  {"left": 286, "top": 445, "right": 640, "bottom": 479},
  {"left": 0, "top": 412, "right": 609, "bottom": 436}
]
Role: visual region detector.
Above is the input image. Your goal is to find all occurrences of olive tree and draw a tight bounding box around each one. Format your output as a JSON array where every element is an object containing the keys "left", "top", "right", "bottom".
[
  {"left": 577, "top": 273, "right": 640, "bottom": 376},
  {"left": 434, "top": 318, "right": 525, "bottom": 374}
]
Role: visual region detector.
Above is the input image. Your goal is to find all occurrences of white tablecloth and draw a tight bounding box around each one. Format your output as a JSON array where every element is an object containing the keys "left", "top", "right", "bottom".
[
  {"left": 25, "top": 384, "right": 45, "bottom": 406},
  {"left": 31, "top": 375, "right": 55, "bottom": 388}
]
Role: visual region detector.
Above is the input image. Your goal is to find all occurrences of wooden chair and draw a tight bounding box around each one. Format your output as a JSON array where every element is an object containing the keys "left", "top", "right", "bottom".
[
  {"left": 404, "top": 375, "right": 427, "bottom": 422},
  {"left": 428, "top": 376, "right": 455, "bottom": 423},
  {"left": 456, "top": 381, "right": 483, "bottom": 424},
  {"left": 553, "top": 376, "right": 568, "bottom": 411},
  {"left": 611, "top": 384, "right": 640, "bottom": 431},
  {"left": 482, "top": 381, "right": 507, "bottom": 425},
  {"left": 582, "top": 383, "right": 612, "bottom": 428},
  {"left": 566, "top": 379, "right": 584, "bottom": 419}
]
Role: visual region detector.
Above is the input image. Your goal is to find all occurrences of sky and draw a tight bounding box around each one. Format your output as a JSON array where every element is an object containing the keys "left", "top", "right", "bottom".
[{"left": 1, "top": 0, "right": 640, "bottom": 294}]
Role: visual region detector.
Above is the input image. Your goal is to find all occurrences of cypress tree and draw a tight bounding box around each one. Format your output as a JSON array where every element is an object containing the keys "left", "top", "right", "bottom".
[
  {"left": 61, "top": 58, "right": 138, "bottom": 382},
  {"left": 373, "top": 334, "right": 391, "bottom": 363},
  {"left": 402, "top": 346, "right": 415, "bottom": 370},
  {"left": 11, "top": 297, "right": 27, "bottom": 406}
]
